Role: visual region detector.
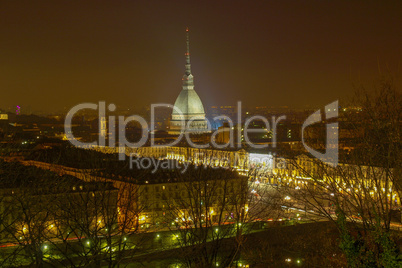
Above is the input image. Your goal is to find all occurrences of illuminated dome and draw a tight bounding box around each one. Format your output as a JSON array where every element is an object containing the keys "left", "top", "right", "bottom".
[{"left": 172, "top": 75, "right": 205, "bottom": 116}]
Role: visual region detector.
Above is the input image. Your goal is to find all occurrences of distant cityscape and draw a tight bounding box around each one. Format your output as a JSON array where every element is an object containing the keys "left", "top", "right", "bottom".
[{"left": 0, "top": 1, "right": 401, "bottom": 267}]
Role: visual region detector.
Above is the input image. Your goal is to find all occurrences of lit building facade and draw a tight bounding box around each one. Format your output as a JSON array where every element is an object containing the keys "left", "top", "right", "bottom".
[
  {"left": 136, "top": 172, "right": 248, "bottom": 229},
  {"left": 90, "top": 145, "right": 401, "bottom": 207}
]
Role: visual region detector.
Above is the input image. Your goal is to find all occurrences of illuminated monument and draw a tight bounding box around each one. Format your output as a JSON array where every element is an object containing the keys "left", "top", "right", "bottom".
[{"left": 169, "top": 28, "right": 210, "bottom": 135}]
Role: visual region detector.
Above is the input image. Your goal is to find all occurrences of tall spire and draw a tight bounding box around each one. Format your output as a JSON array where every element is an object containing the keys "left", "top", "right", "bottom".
[
  {"left": 182, "top": 27, "right": 194, "bottom": 91},
  {"left": 185, "top": 27, "right": 191, "bottom": 75}
]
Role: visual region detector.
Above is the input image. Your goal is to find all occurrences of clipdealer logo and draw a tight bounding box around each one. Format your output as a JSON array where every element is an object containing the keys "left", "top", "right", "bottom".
[
  {"left": 302, "top": 100, "right": 339, "bottom": 167},
  {"left": 64, "top": 100, "right": 339, "bottom": 167}
]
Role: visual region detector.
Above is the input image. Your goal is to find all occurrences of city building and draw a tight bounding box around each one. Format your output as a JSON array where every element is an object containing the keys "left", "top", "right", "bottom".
[
  {"left": 0, "top": 162, "right": 118, "bottom": 242},
  {"left": 169, "top": 28, "right": 210, "bottom": 135},
  {"left": 135, "top": 167, "right": 249, "bottom": 229}
]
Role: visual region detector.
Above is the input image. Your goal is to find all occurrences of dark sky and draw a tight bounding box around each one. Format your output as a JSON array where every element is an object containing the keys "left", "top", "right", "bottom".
[{"left": 0, "top": 0, "right": 401, "bottom": 113}]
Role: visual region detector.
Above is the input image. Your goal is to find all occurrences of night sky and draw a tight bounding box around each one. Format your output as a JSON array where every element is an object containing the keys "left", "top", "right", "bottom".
[{"left": 0, "top": 1, "right": 401, "bottom": 113}]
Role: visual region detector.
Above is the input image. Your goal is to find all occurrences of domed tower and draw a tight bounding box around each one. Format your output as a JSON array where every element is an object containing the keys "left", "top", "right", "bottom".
[{"left": 169, "top": 28, "right": 210, "bottom": 135}]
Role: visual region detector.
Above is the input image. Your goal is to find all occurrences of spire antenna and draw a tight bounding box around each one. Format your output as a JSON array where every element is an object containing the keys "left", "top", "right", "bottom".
[{"left": 185, "top": 27, "right": 191, "bottom": 75}]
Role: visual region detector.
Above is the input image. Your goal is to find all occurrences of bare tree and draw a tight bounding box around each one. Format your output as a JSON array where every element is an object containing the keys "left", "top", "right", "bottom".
[
  {"left": 0, "top": 146, "right": 155, "bottom": 267},
  {"left": 277, "top": 77, "right": 401, "bottom": 267}
]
